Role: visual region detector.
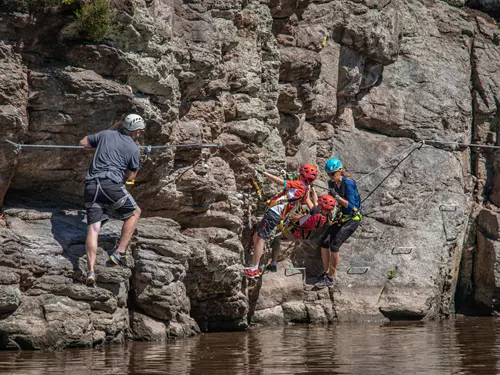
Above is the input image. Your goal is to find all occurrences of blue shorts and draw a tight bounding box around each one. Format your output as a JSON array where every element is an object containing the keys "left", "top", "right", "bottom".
[{"left": 256, "top": 210, "right": 282, "bottom": 239}]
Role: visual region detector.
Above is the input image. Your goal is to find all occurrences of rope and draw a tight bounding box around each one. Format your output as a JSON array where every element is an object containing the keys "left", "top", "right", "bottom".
[
  {"left": 356, "top": 141, "right": 423, "bottom": 184},
  {"left": 421, "top": 139, "right": 500, "bottom": 150},
  {"left": 4, "top": 139, "right": 84, "bottom": 149},
  {"left": 3, "top": 138, "right": 225, "bottom": 151},
  {"left": 361, "top": 142, "right": 423, "bottom": 204},
  {"left": 356, "top": 138, "right": 499, "bottom": 204}
]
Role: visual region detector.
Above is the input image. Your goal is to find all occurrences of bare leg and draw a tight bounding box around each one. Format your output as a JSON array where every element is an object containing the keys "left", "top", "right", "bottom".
[
  {"left": 328, "top": 252, "right": 340, "bottom": 278},
  {"left": 252, "top": 234, "right": 266, "bottom": 266},
  {"left": 117, "top": 207, "right": 141, "bottom": 253},
  {"left": 320, "top": 247, "right": 330, "bottom": 274},
  {"left": 86, "top": 221, "right": 102, "bottom": 272},
  {"left": 270, "top": 236, "right": 281, "bottom": 264}
]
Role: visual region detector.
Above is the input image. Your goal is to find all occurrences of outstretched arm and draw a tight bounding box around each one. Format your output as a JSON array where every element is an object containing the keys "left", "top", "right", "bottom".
[
  {"left": 79, "top": 136, "right": 94, "bottom": 150},
  {"left": 304, "top": 187, "right": 317, "bottom": 210},
  {"left": 261, "top": 171, "right": 284, "bottom": 186},
  {"left": 311, "top": 187, "right": 318, "bottom": 206}
]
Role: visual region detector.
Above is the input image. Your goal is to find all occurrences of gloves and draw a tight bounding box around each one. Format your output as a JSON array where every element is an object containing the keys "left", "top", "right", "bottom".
[{"left": 256, "top": 168, "right": 265, "bottom": 175}]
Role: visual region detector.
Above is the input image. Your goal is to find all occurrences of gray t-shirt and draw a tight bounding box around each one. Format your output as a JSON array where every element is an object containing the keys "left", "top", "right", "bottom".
[{"left": 85, "top": 130, "right": 141, "bottom": 183}]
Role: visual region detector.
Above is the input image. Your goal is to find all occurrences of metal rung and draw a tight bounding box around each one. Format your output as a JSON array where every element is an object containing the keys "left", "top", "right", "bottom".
[
  {"left": 285, "top": 267, "right": 305, "bottom": 276},
  {"left": 439, "top": 205, "right": 457, "bottom": 212},
  {"left": 285, "top": 267, "right": 306, "bottom": 284},
  {"left": 347, "top": 267, "right": 369, "bottom": 275},
  {"left": 391, "top": 246, "right": 413, "bottom": 255}
]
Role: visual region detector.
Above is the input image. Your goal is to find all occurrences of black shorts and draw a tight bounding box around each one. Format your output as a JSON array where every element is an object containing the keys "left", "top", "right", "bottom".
[
  {"left": 84, "top": 178, "right": 137, "bottom": 225},
  {"left": 320, "top": 220, "right": 360, "bottom": 252},
  {"left": 256, "top": 210, "right": 282, "bottom": 239}
]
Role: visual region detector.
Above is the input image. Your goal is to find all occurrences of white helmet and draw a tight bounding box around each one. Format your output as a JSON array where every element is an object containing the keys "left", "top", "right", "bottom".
[{"left": 123, "top": 114, "right": 146, "bottom": 131}]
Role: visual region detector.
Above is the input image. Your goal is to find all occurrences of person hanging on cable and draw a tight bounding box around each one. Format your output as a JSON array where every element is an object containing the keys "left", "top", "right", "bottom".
[
  {"left": 244, "top": 164, "right": 319, "bottom": 279},
  {"left": 264, "top": 191, "right": 337, "bottom": 272},
  {"left": 315, "top": 158, "right": 362, "bottom": 287},
  {"left": 79, "top": 114, "right": 145, "bottom": 287}
]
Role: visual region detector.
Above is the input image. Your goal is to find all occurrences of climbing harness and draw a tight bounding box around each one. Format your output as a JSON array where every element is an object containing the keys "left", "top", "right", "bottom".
[
  {"left": 280, "top": 213, "right": 326, "bottom": 240},
  {"left": 250, "top": 170, "right": 265, "bottom": 202},
  {"left": 85, "top": 178, "right": 130, "bottom": 211},
  {"left": 140, "top": 144, "right": 152, "bottom": 164},
  {"left": 319, "top": 34, "right": 328, "bottom": 49}
]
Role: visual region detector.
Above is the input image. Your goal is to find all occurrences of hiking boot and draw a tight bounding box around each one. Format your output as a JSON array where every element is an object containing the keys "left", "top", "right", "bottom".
[
  {"left": 314, "top": 274, "right": 334, "bottom": 288},
  {"left": 243, "top": 268, "right": 261, "bottom": 279},
  {"left": 316, "top": 272, "right": 328, "bottom": 282},
  {"left": 86, "top": 271, "right": 96, "bottom": 287},
  {"left": 265, "top": 264, "right": 277, "bottom": 272},
  {"left": 109, "top": 249, "right": 128, "bottom": 266}
]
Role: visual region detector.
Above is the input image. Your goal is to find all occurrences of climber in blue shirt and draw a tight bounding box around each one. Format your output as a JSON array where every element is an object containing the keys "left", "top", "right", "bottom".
[{"left": 315, "top": 158, "right": 362, "bottom": 288}]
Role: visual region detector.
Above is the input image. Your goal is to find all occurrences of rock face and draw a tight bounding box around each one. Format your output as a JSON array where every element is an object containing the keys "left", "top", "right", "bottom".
[
  {"left": 0, "top": 206, "right": 129, "bottom": 349},
  {"left": 0, "top": 44, "right": 28, "bottom": 206},
  {"left": 0, "top": 0, "right": 499, "bottom": 349}
]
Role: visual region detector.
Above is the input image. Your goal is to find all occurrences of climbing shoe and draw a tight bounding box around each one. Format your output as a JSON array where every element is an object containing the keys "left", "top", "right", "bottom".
[
  {"left": 243, "top": 268, "right": 261, "bottom": 279},
  {"left": 86, "top": 271, "right": 96, "bottom": 287},
  {"left": 265, "top": 264, "right": 277, "bottom": 272},
  {"left": 314, "top": 274, "right": 334, "bottom": 288},
  {"left": 109, "top": 249, "right": 128, "bottom": 266}
]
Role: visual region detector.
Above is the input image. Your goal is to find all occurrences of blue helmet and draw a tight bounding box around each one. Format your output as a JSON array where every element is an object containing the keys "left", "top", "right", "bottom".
[{"left": 325, "top": 158, "right": 343, "bottom": 173}]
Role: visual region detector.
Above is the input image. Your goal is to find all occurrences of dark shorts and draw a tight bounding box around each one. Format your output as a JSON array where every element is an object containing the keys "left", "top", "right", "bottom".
[
  {"left": 320, "top": 220, "right": 360, "bottom": 252},
  {"left": 256, "top": 210, "right": 282, "bottom": 239},
  {"left": 84, "top": 178, "right": 137, "bottom": 225}
]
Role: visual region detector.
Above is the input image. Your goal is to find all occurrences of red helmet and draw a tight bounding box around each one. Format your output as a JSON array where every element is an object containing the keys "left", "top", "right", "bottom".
[
  {"left": 318, "top": 194, "right": 336, "bottom": 212},
  {"left": 299, "top": 164, "right": 318, "bottom": 183}
]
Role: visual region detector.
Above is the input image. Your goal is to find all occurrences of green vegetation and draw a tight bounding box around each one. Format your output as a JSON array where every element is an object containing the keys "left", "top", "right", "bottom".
[
  {"left": 61, "top": 0, "right": 113, "bottom": 42},
  {"left": 75, "top": 0, "right": 112, "bottom": 41},
  {"left": 387, "top": 266, "right": 397, "bottom": 280}
]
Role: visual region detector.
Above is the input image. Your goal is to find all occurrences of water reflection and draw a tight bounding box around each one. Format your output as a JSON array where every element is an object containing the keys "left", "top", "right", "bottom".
[{"left": 1, "top": 317, "right": 500, "bottom": 374}]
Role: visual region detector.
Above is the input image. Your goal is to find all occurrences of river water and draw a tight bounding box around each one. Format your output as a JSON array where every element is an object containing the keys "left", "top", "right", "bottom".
[{"left": 1, "top": 316, "right": 499, "bottom": 375}]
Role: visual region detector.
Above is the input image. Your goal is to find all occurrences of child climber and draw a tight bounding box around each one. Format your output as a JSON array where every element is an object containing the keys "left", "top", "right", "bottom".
[
  {"left": 265, "top": 192, "right": 337, "bottom": 272},
  {"left": 244, "top": 164, "right": 319, "bottom": 278},
  {"left": 289, "top": 193, "right": 337, "bottom": 240}
]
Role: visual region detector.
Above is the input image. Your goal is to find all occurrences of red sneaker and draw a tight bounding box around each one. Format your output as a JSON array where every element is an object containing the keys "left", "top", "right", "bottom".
[{"left": 243, "top": 268, "right": 261, "bottom": 279}]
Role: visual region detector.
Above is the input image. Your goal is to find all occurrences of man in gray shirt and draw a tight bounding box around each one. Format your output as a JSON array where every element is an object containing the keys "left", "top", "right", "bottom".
[{"left": 79, "top": 114, "right": 146, "bottom": 286}]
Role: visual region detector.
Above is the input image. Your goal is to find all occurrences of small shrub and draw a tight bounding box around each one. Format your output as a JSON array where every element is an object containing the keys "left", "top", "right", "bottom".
[{"left": 75, "top": 0, "right": 111, "bottom": 41}]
